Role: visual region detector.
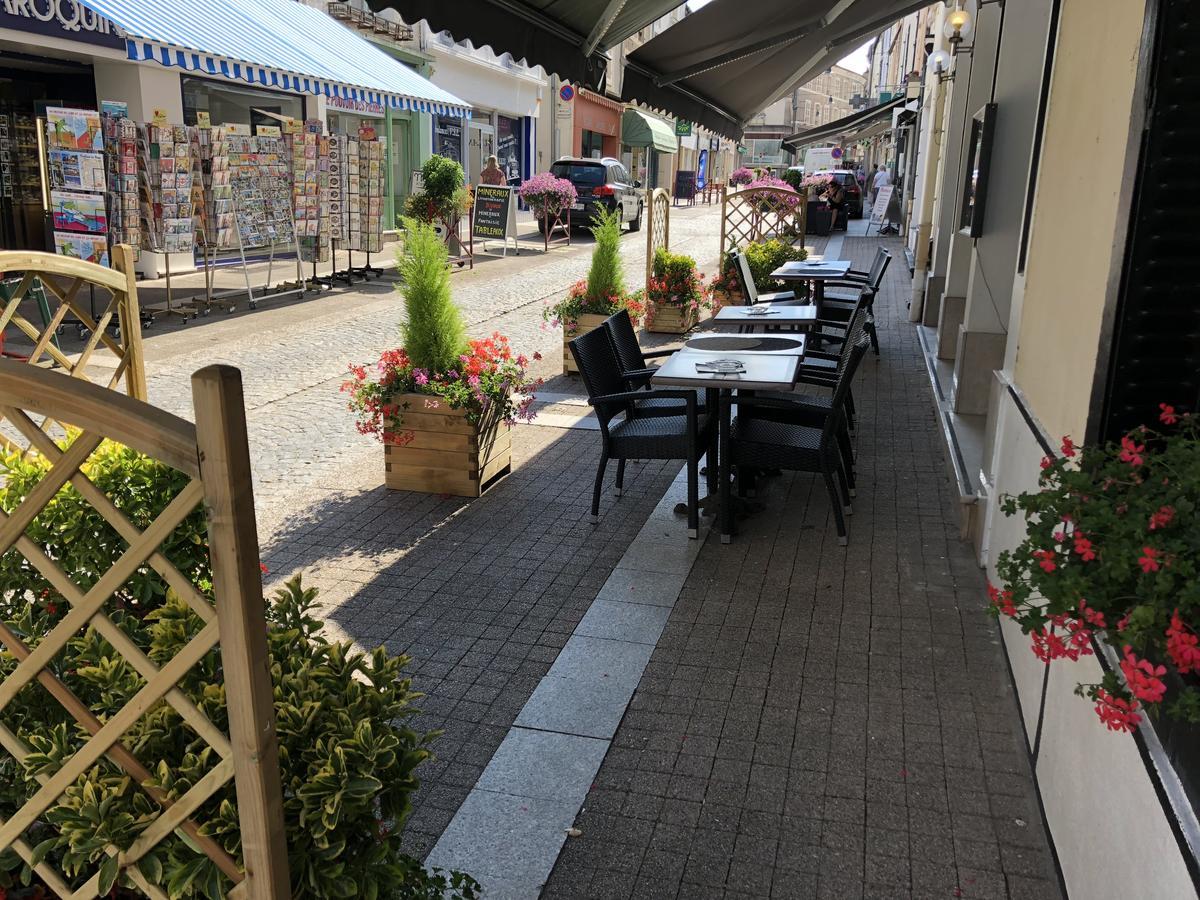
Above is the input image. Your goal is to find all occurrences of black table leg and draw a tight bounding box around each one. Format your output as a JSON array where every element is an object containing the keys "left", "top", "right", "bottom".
[
  {"left": 706, "top": 387, "right": 719, "bottom": 495},
  {"left": 719, "top": 389, "right": 732, "bottom": 543}
]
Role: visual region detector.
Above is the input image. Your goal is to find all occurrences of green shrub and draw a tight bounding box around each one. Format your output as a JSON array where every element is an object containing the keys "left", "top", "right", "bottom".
[
  {"left": 647, "top": 248, "right": 707, "bottom": 311},
  {"left": 403, "top": 156, "right": 470, "bottom": 224},
  {"left": 0, "top": 441, "right": 477, "bottom": 899},
  {"left": 399, "top": 217, "right": 467, "bottom": 373},
  {"left": 743, "top": 239, "right": 807, "bottom": 292},
  {"left": 585, "top": 205, "right": 626, "bottom": 304}
]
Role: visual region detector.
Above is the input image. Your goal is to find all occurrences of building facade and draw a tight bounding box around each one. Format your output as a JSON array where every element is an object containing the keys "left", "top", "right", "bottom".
[{"left": 893, "top": 1, "right": 1200, "bottom": 896}]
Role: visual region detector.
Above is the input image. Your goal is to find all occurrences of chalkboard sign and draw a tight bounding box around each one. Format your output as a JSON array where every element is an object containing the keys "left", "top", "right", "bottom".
[
  {"left": 472, "top": 184, "right": 519, "bottom": 255},
  {"left": 674, "top": 169, "right": 696, "bottom": 201}
]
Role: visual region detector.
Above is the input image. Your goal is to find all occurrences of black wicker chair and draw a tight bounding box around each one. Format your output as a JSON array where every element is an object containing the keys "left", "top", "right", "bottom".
[
  {"left": 821, "top": 250, "right": 891, "bottom": 356},
  {"left": 742, "top": 307, "right": 870, "bottom": 495},
  {"left": 569, "top": 325, "right": 714, "bottom": 537},
  {"left": 603, "top": 309, "right": 709, "bottom": 417},
  {"left": 730, "top": 335, "right": 870, "bottom": 546}
]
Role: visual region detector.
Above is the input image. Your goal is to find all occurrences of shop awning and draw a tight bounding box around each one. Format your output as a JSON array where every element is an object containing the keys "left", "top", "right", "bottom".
[
  {"left": 367, "top": 0, "right": 688, "bottom": 91},
  {"left": 781, "top": 95, "right": 906, "bottom": 150},
  {"left": 621, "top": 108, "right": 677, "bottom": 153},
  {"left": 622, "top": 0, "right": 931, "bottom": 139},
  {"left": 77, "top": 0, "right": 471, "bottom": 116}
]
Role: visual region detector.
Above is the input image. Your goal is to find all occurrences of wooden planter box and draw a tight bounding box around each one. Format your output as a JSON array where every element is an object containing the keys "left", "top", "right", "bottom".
[
  {"left": 563, "top": 313, "right": 610, "bottom": 374},
  {"left": 384, "top": 393, "right": 511, "bottom": 497},
  {"left": 645, "top": 301, "right": 698, "bottom": 334}
]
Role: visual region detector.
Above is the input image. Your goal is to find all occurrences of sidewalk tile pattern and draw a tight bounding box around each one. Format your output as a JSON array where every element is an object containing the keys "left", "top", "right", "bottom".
[{"left": 540, "top": 235, "right": 1064, "bottom": 900}]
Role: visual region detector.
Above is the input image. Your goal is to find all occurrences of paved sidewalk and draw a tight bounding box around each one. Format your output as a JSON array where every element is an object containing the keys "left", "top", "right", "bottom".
[{"left": 539, "top": 235, "right": 1063, "bottom": 900}]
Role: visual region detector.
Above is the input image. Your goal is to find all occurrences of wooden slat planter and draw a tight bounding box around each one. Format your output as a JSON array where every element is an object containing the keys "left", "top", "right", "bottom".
[
  {"left": 645, "top": 301, "right": 698, "bottom": 334},
  {"left": 384, "top": 393, "right": 511, "bottom": 497},
  {"left": 563, "top": 313, "right": 610, "bottom": 374}
]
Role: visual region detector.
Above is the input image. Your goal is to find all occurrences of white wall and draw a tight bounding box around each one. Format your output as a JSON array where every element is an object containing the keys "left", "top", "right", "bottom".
[{"left": 984, "top": 385, "right": 1198, "bottom": 900}]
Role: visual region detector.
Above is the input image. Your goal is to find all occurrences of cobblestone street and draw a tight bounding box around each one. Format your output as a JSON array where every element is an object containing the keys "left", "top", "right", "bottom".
[{"left": 129, "top": 204, "right": 723, "bottom": 525}]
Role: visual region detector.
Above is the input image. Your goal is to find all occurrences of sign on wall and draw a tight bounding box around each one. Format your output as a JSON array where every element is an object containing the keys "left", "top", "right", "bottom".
[
  {"left": 472, "top": 184, "right": 519, "bottom": 256},
  {"left": 0, "top": 0, "right": 125, "bottom": 49},
  {"left": 674, "top": 120, "right": 692, "bottom": 137}
]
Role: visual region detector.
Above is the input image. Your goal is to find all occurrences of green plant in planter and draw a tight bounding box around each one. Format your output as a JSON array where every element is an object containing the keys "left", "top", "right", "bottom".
[
  {"left": 399, "top": 217, "right": 467, "bottom": 374},
  {"left": 993, "top": 405, "right": 1200, "bottom": 733},
  {"left": 743, "top": 239, "right": 808, "bottom": 293},
  {"left": 0, "top": 441, "right": 479, "bottom": 899},
  {"left": 403, "top": 155, "right": 470, "bottom": 225},
  {"left": 586, "top": 205, "right": 626, "bottom": 304},
  {"left": 647, "top": 247, "right": 708, "bottom": 312},
  {"left": 542, "top": 206, "right": 644, "bottom": 330}
]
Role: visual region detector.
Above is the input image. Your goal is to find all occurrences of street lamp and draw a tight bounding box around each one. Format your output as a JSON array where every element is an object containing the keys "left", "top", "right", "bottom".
[
  {"left": 929, "top": 49, "right": 953, "bottom": 83},
  {"left": 945, "top": 7, "right": 973, "bottom": 47}
]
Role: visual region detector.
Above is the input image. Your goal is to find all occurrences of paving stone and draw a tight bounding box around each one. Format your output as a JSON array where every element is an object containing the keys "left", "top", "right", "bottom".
[{"left": 475, "top": 728, "right": 608, "bottom": 805}]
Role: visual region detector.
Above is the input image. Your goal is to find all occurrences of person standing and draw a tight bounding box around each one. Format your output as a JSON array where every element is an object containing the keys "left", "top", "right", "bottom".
[
  {"left": 872, "top": 164, "right": 891, "bottom": 208},
  {"left": 479, "top": 155, "right": 506, "bottom": 186},
  {"left": 868, "top": 164, "right": 880, "bottom": 206}
]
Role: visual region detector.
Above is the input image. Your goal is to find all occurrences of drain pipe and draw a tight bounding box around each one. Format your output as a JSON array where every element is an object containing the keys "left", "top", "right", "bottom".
[{"left": 909, "top": 4, "right": 950, "bottom": 323}]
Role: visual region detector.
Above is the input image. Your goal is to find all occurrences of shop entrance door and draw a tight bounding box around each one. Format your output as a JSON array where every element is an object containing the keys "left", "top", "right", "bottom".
[{"left": 468, "top": 122, "right": 495, "bottom": 184}]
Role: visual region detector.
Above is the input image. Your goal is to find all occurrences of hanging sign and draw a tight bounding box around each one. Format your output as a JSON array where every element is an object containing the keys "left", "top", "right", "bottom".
[
  {"left": 674, "top": 120, "right": 692, "bottom": 137},
  {"left": 471, "top": 185, "right": 519, "bottom": 256}
]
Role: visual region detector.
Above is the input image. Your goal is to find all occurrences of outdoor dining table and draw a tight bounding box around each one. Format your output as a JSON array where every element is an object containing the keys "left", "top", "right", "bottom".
[
  {"left": 651, "top": 348, "right": 801, "bottom": 543},
  {"left": 770, "top": 259, "right": 852, "bottom": 313},
  {"left": 712, "top": 302, "right": 819, "bottom": 333}
]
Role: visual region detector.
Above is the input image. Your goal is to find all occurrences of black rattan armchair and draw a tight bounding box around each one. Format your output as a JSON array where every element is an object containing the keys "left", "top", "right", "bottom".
[
  {"left": 569, "top": 326, "right": 714, "bottom": 537},
  {"left": 605, "top": 310, "right": 708, "bottom": 419},
  {"left": 822, "top": 250, "right": 890, "bottom": 356},
  {"left": 730, "top": 336, "right": 870, "bottom": 546}
]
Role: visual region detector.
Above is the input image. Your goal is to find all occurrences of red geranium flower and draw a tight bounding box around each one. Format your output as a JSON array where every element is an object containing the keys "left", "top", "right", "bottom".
[
  {"left": 1148, "top": 505, "right": 1175, "bottom": 531},
  {"left": 1120, "top": 646, "right": 1167, "bottom": 704},
  {"left": 1073, "top": 533, "right": 1096, "bottom": 562},
  {"left": 1060, "top": 435, "right": 1076, "bottom": 458},
  {"left": 1093, "top": 688, "right": 1141, "bottom": 733},
  {"left": 1032, "top": 549, "right": 1057, "bottom": 573},
  {"left": 1159, "top": 403, "right": 1179, "bottom": 425},
  {"left": 1138, "top": 546, "right": 1163, "bottom": 574},
  {"left": 1118, "top": 435, "right": 1145, "bottom": 467},
  {"left": 1166, "top": 611, "right": 1200, "bottom": 674}
]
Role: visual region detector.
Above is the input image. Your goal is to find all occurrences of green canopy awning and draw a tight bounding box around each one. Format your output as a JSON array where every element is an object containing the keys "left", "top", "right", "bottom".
[{"left": 622, "top": 108, "right": 677, "bottom": 153}]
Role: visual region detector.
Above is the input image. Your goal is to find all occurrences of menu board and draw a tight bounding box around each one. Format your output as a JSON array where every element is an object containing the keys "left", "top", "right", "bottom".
[{"left": 472, "top": 185, "right": 516, "bottom": 242}]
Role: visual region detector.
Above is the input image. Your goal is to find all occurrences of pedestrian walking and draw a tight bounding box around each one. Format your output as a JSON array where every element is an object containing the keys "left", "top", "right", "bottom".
[
  {"left": 479, "top": 155, "right": 506, "bottom": 186},
  {"left": 868, "top": 163, "right": 879, "bottom": 206},
  {"left": 871, "top": 164, "right": 891, "bottom": 209}
]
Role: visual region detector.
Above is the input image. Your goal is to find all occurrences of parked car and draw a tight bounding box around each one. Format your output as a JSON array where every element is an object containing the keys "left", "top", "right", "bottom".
[
  {"left": 548, "top": 157, "right": 643, "bottom": 232},
  {"left": 813, "top": 169, "right": 864, "bottom": 218}
]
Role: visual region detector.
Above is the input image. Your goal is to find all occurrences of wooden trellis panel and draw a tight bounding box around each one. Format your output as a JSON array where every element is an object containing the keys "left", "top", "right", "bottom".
[
  {"left": 0, "top": 246, "right": 147, "bottom": 401},
  {"left": 718, "top": 186, "right": 807, "bottom": 257},
  {"left": 0, "top": 359, "right": 289, "bottom": 899},
  {"left": 644, "top": 188, "right": 671, "bottom": 287}
]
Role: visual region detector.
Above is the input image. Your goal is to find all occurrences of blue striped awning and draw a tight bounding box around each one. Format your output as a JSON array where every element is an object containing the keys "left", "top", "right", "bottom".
[{"left": 77, "top": 0, "right": 471, "bottom": 117}]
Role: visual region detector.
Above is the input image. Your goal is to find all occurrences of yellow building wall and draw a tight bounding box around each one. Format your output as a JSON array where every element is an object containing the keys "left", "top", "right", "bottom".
[{"left": 1013, "top": 0, "right": 1148, "bottom": 440}]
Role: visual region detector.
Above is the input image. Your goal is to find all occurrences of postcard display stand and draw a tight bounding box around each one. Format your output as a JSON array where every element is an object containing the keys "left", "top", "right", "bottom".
[
  {"left": 189, "top": 126, "right": 235, "bottom": 312},
  {"left": 288, "top": 120, "right": 332, "bottom": 291},
  {"left": 330, "top": 130, "right": 384, "bottom": 282},
  {"left": 226, "top": 130, "right": 303, "bottom": 309},
  {"left": 137, "top": 123, "right": 197, "bottom": 320},
  {"left": 45, "top": 107, "right": 109, "bottom": 268}
]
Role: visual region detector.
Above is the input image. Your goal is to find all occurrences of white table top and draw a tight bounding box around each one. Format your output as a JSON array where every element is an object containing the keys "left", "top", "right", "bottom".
[
  {"left": 651, "top": 349, "right": 800, "bottom": 391},
  {"left": 772, "top": 260, "right": 852, "bottom": 280},
  {"left": 713, "top": 304, "right": 819, "bottom": 326},
  {"left": 684, "top": 334, "right": 806, "bottom": 356}
]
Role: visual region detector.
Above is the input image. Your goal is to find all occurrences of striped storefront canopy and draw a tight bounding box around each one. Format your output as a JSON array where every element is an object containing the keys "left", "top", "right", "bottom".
[{"left": 77, "top": 0, "right": 471, "bottom": 117}]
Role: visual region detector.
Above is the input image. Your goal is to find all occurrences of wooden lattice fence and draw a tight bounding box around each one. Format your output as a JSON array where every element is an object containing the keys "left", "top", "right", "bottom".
[
  {"left": 0, "top": 247, "right": 147, "bottom": 402},
  {"left": 718, "top": 186, "right": 807, "bottom": 257},
  {"left": 644, "top": 188, "right": 671, "bottom": 287},
  {"left": 0, "top": 359, "right": 289, "bottom": 898}
]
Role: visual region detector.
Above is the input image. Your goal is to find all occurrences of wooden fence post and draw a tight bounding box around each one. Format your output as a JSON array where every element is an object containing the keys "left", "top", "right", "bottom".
[
  {"left": 113, "top": 243, "right": 147, "bottom": 401},
  {"left": 191, "top": 365, "right": 290, "bottom": 899}
]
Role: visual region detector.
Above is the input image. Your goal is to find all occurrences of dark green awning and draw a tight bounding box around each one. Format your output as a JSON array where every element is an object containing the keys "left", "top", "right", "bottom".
[{"left": 621, "top": 108, "right": 677, "bottom": 153}]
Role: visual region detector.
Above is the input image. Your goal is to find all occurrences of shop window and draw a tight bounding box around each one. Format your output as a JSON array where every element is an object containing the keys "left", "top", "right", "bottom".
[
  {"left": 495, "top": 114, "right": 523, "bottom": 184},
  {"left": 581, "top": 129, "right": 605, "bottom": 159},
  {"left": 181, "top": 76, "right": 304, "bottom": 131}
]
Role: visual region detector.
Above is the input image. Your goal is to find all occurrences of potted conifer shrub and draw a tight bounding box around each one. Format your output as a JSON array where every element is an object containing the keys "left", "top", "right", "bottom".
[
  {"left": 542, "top": 207, "right": 644, "bottom": 374},
  {"left": 344, "top": 219, "right": 540, "bottom": 496}
]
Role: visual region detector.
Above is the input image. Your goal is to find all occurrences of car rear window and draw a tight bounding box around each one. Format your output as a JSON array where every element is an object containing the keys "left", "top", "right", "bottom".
[{"left": 551, "top": 162, "right": 606, "bottom": 187}]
